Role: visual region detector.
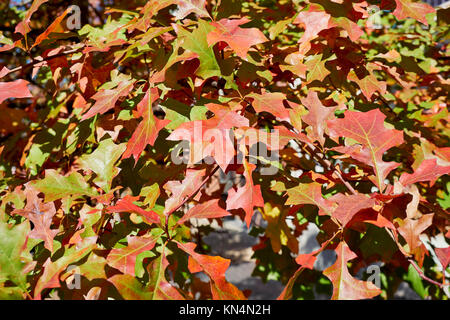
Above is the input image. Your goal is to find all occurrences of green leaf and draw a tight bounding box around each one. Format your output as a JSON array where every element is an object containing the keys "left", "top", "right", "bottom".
[
  {"left": 78, "top": 138, "right": 126, "bottom": 192},
  {"left": 405, "top": 264, "right": 428, "bottom": 299},
  {"left": 0, "top": 220, "right": 31, "bottom": 292},
  {"left": 179, "top": 19, "right": 221, "bottom": 79},
  {"left": 32, "top": 169, "right": 99, "bottom": 202}
]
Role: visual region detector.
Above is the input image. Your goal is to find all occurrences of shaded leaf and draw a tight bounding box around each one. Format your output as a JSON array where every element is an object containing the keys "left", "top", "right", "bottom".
[
  {"left": 177, "top": 199, "right": 230, "bottom": 225},
  {"left": 31, "top": 169, "right": 99, "bottom": 202}
]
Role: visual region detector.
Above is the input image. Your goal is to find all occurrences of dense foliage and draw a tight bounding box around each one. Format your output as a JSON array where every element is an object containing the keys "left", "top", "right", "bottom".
[{"left": 0, "top": 0, "right": 449, "bottom": 300}]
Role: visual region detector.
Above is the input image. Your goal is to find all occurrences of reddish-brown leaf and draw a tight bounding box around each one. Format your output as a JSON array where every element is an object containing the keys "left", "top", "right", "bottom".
[
  {"left": 174, "top": 0, "right": 210, "bottom": 20},
  {"left": 330, "top": 193, "right": 376, "bottom": 227},
  {"left": 293, "top": 9, "right": 330, "bottom": 46},
  {"left": 107, "top": 195, "right": 160, "bottom": 224},
  {"left": 81, "top": 80, "right": 135, "bottom": 120},
  {"left": 177, "top": 199, "right": 230, "bottom": 225},
  {"left": 392, "top": 0, "right": 435, "bottom": 25},
  {"left": 167, "top": 103, "right": 249, "bottom": 170},
  {"left": 176, "top": 242, "right": 246, "bottom": 300},
  {"left": 122, "top": 88, "right": 170, "bottom": 162},
  {"left": 12, "top": 187, "right": 58, "bottom": 252},
  {"left": 328, "top": 109, "right": 404, "bottom": 190},
  {"left": 246, "top": 92, "right": 289, "bottom": 120},
  {"left": 15, "top": 0, "right": 49, "bottom": 36},
  {"left": 0, "top": 80, "right": 33, "bottom": 104},
  {"left": 435, "top": 247, "right": 450, "bottom": 270},
  {"left": 106, "top": 235, "right": 158, "bottom": 275},
  {"left": 398, "top": 213, "right": 434, "bottom": 252},
  {"left": 301, "top": 91, "right": 336, "bottom": 145},
  {"left": 323, "top": 242, "right": 381, "bottom": 300},
  {"left": 207, "top": 18, "right": 268, "bottom": 58},
  {"left": 226, "top": 158, "right": 264, "bottom": 228},
  {"left": 400, "top": 158, "right": 450, "bottom": 187},
  {"left": 163, "top": 169, "right": 206, "bottom": 215},
  {"left": 347, "top": 69, "right": 387, "bottom": 100}
]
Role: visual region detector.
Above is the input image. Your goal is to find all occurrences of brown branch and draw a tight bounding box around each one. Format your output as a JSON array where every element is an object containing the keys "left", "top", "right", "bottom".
[
  {"left": 408, "top": 258, "right": 447, "bottom": 289},
  {"left": 302, "top": 142, "right": 357, "bottom": 195},
  {"left": 4, "top": 47, "right": 83, "bottom": 76}
]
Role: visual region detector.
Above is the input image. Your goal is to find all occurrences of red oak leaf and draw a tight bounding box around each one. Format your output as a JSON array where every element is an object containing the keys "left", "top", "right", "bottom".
[
  {"left": 285, "top": 182, "right": 334, "bottom": 216},
  {"left": 301, "top": 91, "right": 336, "bottom": 145},
  {"left": 173, "top": 0, "right": 210, "bottom": 20},
  {"left": 330, "top": 17, "right": 364, "bottom": 42},
  {"left": 163, "top": 169, "right": 206, "bottom": 215},
  {"left": 294, "top": 9, "right": 330, "bottom": 44},
  {"left": 329, "top": 193, "right": 376, "bottom": 227},
  {"left": 398, "top": 213, "right": 433, "bottom": 252},
  {"left": 392, "top": 0, "right": 435, "bottom": 25},
  {"left": 347, "top": 69, "right": 387, "bottom": 100},
  {"left": 81, "top": 79, "right": 135, "bottom": 120},
  {"left": 15, "top": 0, "right": 49, "bottom": 36},
  {"left": 106, "top": 235, "right": 158, "bottom": 275},
  {"left": 0, "top": 80, "right": 33, "bottom": 104},
  {"left": 176, "top": 242, "right": 246, "bottom": 300},
  {"left": 400, "top": 158, "right": 450, "bottom": 187},
  {"left": 323, "top": 242, "right": 381, "bottom": 300},
  {"left": 435, "top": 247, "right": 450, "bottom": 270},
  {"left": 328, "top": 109, "right": 404, "bottom": 190},
  {"left": 107, "top": 195, "right": 160, "bottom": 224},
  {"left": 177, "top": 199, "right": 230, "bottom": 225},
  {"left": 236, "top": 125, "right": 300, "bottom": 151},
  {"left": 226, "top": 157, "right": 264, "bottom": 228},
  {"left": 304, "top": 54, "right": 330, "bottom": 84},
  {"left": 167, "top": 103, "right": 249, "bottom": 171},
  {"left": 12, "top": 187, "right": 58, "bottom": 252},
  {"left": 207, "top": 18, "right": 268, "bottom": 58},
  {"left": 246, "top": 92, "right": 289, "bottom": 121},
  {"left": 122, "top": 88, "right": 170, "bottom": 162},
  {"left": 147, "top": 251, "right": 186, "bottom": 300},
  {"left": 33, "top": 239, "right": 96, "bottom": 300}
]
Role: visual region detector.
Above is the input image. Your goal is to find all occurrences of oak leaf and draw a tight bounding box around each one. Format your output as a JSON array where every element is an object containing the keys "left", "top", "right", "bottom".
[
  {"left": 107, "top": 195, "right": 161, "bottom": 224},
  {"left": 323, "top": 242, "right": 381, "bottom": 300},
  {"left": 0, "top": 80, "right": 33, "bottom": 104},
  {"left": 207, "top": 18, "right": 268, "bottom": 58},
  {"left": 177, "top": 199, "right": 230, "bottom": 225},
  {"left": 176, "top": 242, "right": 246, "bottom": 300},
  {"left": 400, "top": 158, "right": 450, "bottom": 187},
  {"left": 226, "top": 158, "right": 264, "bottom": 228},
  {"left": 328, "top": 109, "right": 404, "bottom": 190},
  {"left": 106, "top": 235, "right": 158, "bottom": 275},
  {"left": 301, "top": 90, "right": 336, "bottom": 145},
  {"left": 12, "top": 187, "right": 59, "bottom": 252},
  {"left": 122, "top": 88, "right": 170, "bottom": 162}
]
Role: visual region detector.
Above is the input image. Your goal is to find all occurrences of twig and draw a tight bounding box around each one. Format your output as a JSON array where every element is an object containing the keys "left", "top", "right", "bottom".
[
  {"left": 408, "top": 258, "right": 447, "bottom": 289},
  {"left": 4, "top": 47, "right": 83, "bottom": 75}
]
